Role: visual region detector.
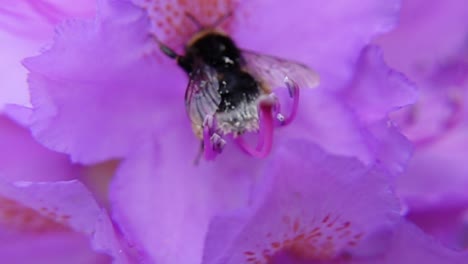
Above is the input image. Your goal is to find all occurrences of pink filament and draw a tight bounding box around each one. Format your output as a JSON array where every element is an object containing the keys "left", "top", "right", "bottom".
[{"left": 235, "top": 105, "right": 274, "bottom": 158}]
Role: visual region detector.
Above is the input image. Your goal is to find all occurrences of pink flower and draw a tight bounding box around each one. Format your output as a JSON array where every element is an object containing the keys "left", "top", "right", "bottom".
[{"left": 4, "top": 0, "right": 463, "bottom": 263}]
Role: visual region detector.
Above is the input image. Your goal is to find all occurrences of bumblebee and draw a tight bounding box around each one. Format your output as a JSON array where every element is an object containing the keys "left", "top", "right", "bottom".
[{"left": 157, "top": 14, "right": 319, "bottom": 160}]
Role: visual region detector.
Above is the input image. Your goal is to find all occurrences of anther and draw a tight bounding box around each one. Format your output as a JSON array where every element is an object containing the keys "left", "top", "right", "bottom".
[
  {"left": 203, "top": 115, "right": 225, "bottom": 160},
  {"left": 273, "top": 77, "right": 300, "bottom": 126}
]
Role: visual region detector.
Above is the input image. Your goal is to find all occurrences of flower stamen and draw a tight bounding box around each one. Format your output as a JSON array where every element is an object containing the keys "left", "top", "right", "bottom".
[
  {"left": 203, "top": 79, "right": 302, "bottom": 160},
  {"left": 235, "top": 101, "right": 275, "bottom": 158}
]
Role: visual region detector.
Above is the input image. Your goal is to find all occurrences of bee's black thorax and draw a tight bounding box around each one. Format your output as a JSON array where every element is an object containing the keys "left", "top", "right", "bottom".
[
  {"left": 178, "top": 32, "right": 243, "bottom": 72},
  {"left": 178, "top": 31, "right": 260, "bottom": 113}
]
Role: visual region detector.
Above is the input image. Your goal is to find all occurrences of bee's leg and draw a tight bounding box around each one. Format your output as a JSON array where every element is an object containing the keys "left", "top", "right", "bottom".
[
  {"left": 149, "top": 34, "right": 179, "bottom": 59},
  {"left": 235, "top": 99, "right": 275, "bottom": 158},
  {"left": 272, "top": 77, "right": 300, "bottom": 127},
  {"left": 202, "top": 115, "right": 226, "bottom": 160},
  {"left": 193, "top": 141, "right": 204, "bottom": 165},
  {"left": 234, "top": 78, "right": 299, "bottom": 158}
]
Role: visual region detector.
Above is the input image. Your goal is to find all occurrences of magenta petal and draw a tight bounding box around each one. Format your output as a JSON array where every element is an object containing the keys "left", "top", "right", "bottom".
[
  {"left": 24, "top": 3, "right": 186, "bottom": 164},
  {"left": 0, "top": 179, "right": 129, "bottom": 263},
  {"left": 0, "top": 232, "right": 110, "bottom": 264},
  {"left": 278, "top": 89, "right": 374, "bottom": 164},
  {"left": 0, "top": 0, "right": 95, "bottom": 109},
  {"left": 275, "top": 88, "right": 412, "bottom": 177},
  {"left": 109, "top": 137, "right": 260, "bottom": 264},
  {"left": 203, "top": 140, "right": 400, "bottom": 263},
  {"left": 397, "top": 127, "right": 468, "bottom": 209},
  {"left": 361, "top": 221, "right": 468, "bottom": 264},
  {"left": 265, "top": 222, "right": 468, "bottom": 263},
  {"left": 0, "top": 114, "right": 79, "bottom": 182},
  {"left": 366, "top": 120, "right": 413, "bottom": 176},
  {"left": 343, "top": 46, "right": 417, "bottom": 123},
  {"left": 375, "top": 0, "right": 468, "bottom": 84},
  {"left": 233, "top": 0, "right": 400, "bottom": 90},
  {"left": 270, "top": 45, "right": 415, "bottom": 176},
  {"left": 407, "top": 206, "right": 468, "bottom": 250}
]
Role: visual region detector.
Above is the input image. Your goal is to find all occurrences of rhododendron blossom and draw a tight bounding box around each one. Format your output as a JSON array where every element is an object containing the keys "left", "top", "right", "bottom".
[{"left": 0, "top": 0, "right": 467, "bottom": 263}]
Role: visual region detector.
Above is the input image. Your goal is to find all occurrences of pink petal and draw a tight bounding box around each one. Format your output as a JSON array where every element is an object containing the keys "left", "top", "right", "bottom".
[
  {"left": 0, "top": 114, "right": 79, "bottom": 182},
  {"left": 407, "top": 206, "right": 468, "bottom": 250},
  {"left": 359, "top": 221, "right": 468, "bottom": 264},
  {"left": 342, "top": 46, "right": 417, "bottom": 123},
  {"left": 375, "top": 0, "right": 468, "bottom": 85},
  {"left": 0, "top": 232, "right": 110, "bottom": 264},
  {"left": 0, "top": 0, "right": 95, "bottom": 109},
  {"left": 397, "top": 127, "right": 468, "bottom": 209},
  {"left": 232, "top": 0, "right": 400, "bottom": 90},
  {"left": 110, "top": 135, "right": 262, "bottom": 264},
  {"left": 203, "top": 140, "right": 400, "bottom": 263},
  {"left": 24, "top": 2, "right": 186, "bottom": 164},
  {"left": 0, "top": 179, "right": 129, "bottom": 263}
]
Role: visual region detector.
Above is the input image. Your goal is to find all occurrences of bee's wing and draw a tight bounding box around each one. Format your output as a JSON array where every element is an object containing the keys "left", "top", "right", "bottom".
[
  {"left": 185, "top": 64, "right": 221, "bottom": 129},
  {"left": 242, "top": 50, "right": 320, "bottom": 90}
]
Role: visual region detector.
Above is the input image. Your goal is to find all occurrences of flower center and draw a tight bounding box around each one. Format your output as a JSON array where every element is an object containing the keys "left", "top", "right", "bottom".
[{"left": 135, "top": 0, "right": 238, "bottom": 50}]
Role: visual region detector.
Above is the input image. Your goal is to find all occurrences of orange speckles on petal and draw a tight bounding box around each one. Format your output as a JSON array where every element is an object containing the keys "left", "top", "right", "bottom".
[
  {"left": 242, "top": 214, "right": 365, "bottom": 263},
  {"left": 322, "top": 214, "right": 331, "bottom": 223},
  {"left": 293, "top": 219, "right": 301, "bottom": 232},
  {"left": 309, "top": 227, "right": 320, "bottom": 234},
  {"left": 307, "top": 232, "right": 322, "bottom": 239},
  {"left": 335, "top": 222, "right": 351, "bottom": 232},
  {"left": 61, "top": 215, "right": 71, "bottom": 220},
  {"left": 293, "top": 234, "right": 305, "bottom": 242},
  {"left": 338, "top": 230, "right": 352, "bottom": 239},
  {"left": 353, "top": 233, "right": 363, "bottom": 240},
  {"left": 0, "top": 196, "right": 70, "bottom": 233},
  {"left": 271, "top": 242, "right": 281, "bottom": 249}
]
